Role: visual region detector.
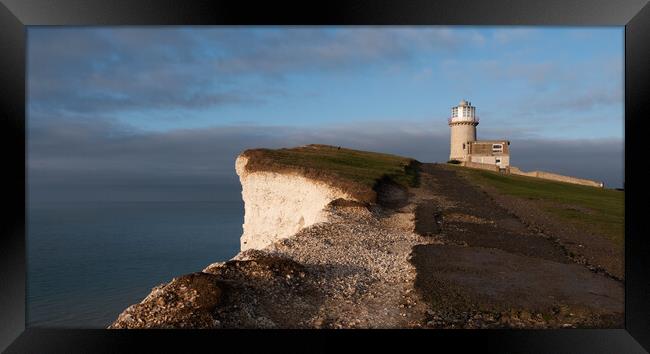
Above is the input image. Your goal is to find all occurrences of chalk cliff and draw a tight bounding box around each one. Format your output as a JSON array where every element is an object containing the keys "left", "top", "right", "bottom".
[
  {"left": 110, "top": 145, "right": 420, "bottom": 329},
  {"left": 236, "top": 154, "right": 355, "bottom": 251}
]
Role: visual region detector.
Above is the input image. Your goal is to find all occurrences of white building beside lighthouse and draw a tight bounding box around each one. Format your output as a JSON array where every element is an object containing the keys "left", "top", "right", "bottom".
[{"left": 448, "top": 99, "right": 510, "bottom": 170}]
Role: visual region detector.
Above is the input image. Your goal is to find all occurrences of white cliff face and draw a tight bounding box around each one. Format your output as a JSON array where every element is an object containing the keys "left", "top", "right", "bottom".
[{"left": 236, "top": 155, "right": 354, "bottom": 251}]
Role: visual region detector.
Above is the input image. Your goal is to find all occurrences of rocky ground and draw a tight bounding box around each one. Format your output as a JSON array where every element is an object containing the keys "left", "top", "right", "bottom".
[{"left": 109, "top": 163, "right": 624, "bottom": 329}]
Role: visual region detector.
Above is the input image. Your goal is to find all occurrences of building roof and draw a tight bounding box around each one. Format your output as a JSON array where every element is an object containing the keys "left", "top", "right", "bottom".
[{"left": 470, "top": 140, "right": 510, "bottom": 144}]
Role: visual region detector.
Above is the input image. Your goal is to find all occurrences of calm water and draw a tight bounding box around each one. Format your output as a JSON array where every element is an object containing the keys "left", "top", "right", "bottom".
[{"left": 27, "top": 198, "right": 243, "bottom": 328}]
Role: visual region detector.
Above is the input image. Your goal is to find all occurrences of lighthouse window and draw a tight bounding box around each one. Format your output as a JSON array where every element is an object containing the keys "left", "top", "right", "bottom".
[{"left": 492, "top": 144, "right": 503, "bottom": 152}]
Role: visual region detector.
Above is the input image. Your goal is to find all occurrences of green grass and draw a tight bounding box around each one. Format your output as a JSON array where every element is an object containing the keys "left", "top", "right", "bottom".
[
  {"left": 457, "top": 166, "right": 624, "bottom": 246},
  {"left": 242, "top": 144, "right": 419, "bottom": 201}
]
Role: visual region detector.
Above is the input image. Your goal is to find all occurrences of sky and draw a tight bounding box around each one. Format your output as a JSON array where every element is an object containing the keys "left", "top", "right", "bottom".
[{"left": 27, "top": 26, "right": 625, "bottom": 201}]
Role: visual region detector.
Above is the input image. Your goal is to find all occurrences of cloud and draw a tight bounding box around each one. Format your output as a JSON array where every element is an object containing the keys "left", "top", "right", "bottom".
[
  {"left": 440, "top": 51, "right": 623, "bottom": 133},
  {"left": 208, "top": 28, "right": 483, "bottom": 76},
  {"left": 441, "top": 59, "right": 568, "bottom": 90},
  {"left": 28, "top": 28, "right": 253, "bottom": 116},
  {"left": 492, "top": 28, "right": 539, "bottom": 44},
  {"left": 28, "top": 117, "right": 624, "bottom": 193},
  {"left": 26, "top": 27, "right": 624, "bottom": 199},
  {"left": 509, "top": 138, "right": 623, "bottom": 186},
  {"left": 515, "top": 88, "right": 624, "bottom": 115},
  {"left": 27, "top": 27, "right": 487, "bottom": 116}
]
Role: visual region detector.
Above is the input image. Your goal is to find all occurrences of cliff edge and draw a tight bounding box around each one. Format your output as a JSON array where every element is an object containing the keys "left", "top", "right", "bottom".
[
  {"left": 109, "top": 147, "right": 622, "bottom": 329},
  {"left": 236, "top": 144, "right": 418, "bottom": 250},
  {"left": 110, "top": 144, "right": 422, "bottom": 329}
]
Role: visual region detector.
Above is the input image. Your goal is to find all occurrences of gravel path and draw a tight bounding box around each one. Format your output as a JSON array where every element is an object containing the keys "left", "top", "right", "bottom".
[{"left": 263, "top": 201, "right": 435, "bottom": 328}]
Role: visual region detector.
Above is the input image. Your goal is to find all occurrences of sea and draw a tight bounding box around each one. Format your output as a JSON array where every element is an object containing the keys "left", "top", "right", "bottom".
[{"left": 27, "top": 184, "right": 244, "bottom": 328}]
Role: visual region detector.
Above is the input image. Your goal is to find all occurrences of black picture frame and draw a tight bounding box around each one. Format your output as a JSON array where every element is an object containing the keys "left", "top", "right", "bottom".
[{"left": 1, "top": 0, "right": 649, "bottom": 352}]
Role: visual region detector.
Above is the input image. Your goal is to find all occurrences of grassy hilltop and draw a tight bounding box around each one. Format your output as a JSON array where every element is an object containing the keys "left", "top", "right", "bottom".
[
  {"left": 240, "top": 144, "right": 420, "bottom": 203},
  {"left": 239, "top": 144, "right": 623, "bottom": 246}
]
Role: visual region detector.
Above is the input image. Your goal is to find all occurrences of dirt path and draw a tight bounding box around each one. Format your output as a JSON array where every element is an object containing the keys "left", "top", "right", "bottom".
[
  {"left": 410, "top": 163, "right": 623, "bottom": 328},
  {"left": 460, "top": 175, "right": 625, "bottom": 280}
]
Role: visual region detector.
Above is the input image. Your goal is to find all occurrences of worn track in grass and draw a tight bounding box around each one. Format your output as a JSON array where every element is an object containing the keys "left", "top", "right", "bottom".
[{"left": 411, "top": 163, "right": 623, "bottom": 328}]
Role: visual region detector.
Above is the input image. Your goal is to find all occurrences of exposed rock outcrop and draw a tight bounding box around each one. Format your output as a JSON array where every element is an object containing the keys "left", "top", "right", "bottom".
[{"left": 109, "top": 272, "right": 225, "bottom": 329}]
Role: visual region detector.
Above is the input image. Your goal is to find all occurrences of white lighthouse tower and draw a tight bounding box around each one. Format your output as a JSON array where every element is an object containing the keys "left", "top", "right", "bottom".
[{"left": 448, "top": 99, "right": 479, "bottom": 161}]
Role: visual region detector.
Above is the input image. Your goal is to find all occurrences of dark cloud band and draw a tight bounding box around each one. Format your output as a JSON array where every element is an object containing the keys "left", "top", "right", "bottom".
[{"left": 28, "top": 118, "right": 624, "bottom": 198}]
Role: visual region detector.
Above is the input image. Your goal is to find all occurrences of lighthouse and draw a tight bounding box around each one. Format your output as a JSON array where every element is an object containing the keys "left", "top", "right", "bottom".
[
  {"left": 448, "top": 99, "right": 511, "bottom": 169},
  {"left": 448, "top": 99, "right": 479, "bottom": 161},
  {"left": 443, "top": 99, "right": 605, "bottom": 186}
]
